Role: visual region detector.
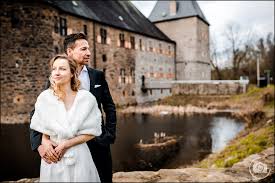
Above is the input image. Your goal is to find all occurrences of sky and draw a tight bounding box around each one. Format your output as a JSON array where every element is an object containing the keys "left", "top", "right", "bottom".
[{"left": 131, "top": 1, "right": 274, "bottom": 66}]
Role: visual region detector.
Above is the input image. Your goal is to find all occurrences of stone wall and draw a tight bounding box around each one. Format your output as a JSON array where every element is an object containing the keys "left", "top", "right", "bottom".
[
  {"left": 172, "top": 82, "right": 248, "bottom": 95},
  {"left": 93, "top": 23, "right": 176, "bottom": 105},
  {"left": 1, "top": 2, "right": 56, "bottom": 123},
  {"left": 135, "top": 37, "right": 175, "bottom": 104},
  {"left": 94, "top": 24, "right": 137, "bottom": 106}
]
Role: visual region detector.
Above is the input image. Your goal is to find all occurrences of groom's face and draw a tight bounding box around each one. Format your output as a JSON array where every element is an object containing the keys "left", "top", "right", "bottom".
[{"left": 67, "top": 39, "right": 91, "bottom": 66}]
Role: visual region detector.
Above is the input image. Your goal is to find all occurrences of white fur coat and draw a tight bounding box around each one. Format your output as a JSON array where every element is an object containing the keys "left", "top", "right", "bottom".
[
  {"left": 30, "top": 89, "right": 102, "bottom": 182},
  {"left": 30, "top": 89, "right": 102, "bottom": 143}
]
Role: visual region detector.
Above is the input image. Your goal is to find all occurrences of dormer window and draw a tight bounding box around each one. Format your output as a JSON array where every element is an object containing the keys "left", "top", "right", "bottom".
[
  {"left": 72, "top": 1, "right": 78, "bottom": 6},
  {"left": 118, "top": 16, "right": 124, "bottom": 21}
]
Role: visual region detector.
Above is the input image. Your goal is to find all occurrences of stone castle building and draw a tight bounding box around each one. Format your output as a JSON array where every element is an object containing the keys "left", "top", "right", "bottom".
[
  {"left": 0, "top": 0, "right": 210, "bottom": 124},
  {"left": 149, "top": 0, "right": 211, "bottom": 80}
]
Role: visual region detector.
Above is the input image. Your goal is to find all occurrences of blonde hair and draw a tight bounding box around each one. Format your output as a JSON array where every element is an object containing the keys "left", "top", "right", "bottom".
[{"left": 49, "top": 54, "right": 80, "bottom": 101}]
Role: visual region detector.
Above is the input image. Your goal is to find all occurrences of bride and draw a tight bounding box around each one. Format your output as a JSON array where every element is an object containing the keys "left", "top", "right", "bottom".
[{"left": 30, "top": 54, "right": 101, "bottom": 182}]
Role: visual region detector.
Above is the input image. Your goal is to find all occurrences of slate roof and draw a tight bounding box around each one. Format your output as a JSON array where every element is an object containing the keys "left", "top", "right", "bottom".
[
  {"left": 42, "top": 0, "right": 174, "bottom": 43},
  {"left": 149, "top": 0, "right": 209, "bottom": 25}
]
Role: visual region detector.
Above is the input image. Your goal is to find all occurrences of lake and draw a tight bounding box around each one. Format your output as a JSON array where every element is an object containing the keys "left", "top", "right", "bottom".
[{"left": 0, "top": 113, "right": 244, "bottom": 181}]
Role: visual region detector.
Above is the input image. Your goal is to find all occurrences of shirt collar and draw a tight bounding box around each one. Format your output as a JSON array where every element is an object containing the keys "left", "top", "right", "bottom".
[{"left": 80, "top": 65, "right": 88, "bottom": 73}]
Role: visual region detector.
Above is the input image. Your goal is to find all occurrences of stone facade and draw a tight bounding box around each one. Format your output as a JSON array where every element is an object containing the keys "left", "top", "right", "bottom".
[
  {"left": 1, "top": 3, "right": 56, "bottom": 123},
  {"left": 94, "top": 24, "right": 175, "bottom": 105},
  {"left": 0, "top": 2, "right": 175, "bottom": 123},
  {"left": 135, "top": 37, "right": 175, "bottom": 103},
  {"left": 154, "top": 17, "right": 211, "bottom": 80}
]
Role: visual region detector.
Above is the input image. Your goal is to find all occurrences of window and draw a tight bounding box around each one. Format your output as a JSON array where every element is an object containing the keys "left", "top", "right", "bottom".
[
  {"left": 159, "top": 43, "right": 162, "bottom": 54},
  {"left": 60, "top": 18, "right": 67, "bottom": 36},
  {"left": 120, "top": 68, "right": 126, "bottom": 84},
  {"left": 11, "top": 10, "right": 21, "bottom": 28},
  {"left": 102, "top": 54, "right": 107, "bottom": 62},
  {"left": 54, "top": 16, "right": 59, "bottom": 33},
  {"left": 83, "top": 25, "right": 87, "bottom": 35},
  {"left": 168, "top": 45, "right": 171, "bottom": 55},
  {"left": 54, "top": 46, "right": 59, "bottom": 54},
  {"left": 130, "top": 36, "right": 135, "bottom": 49},
  {"left": 119, "top": 33, "right": 125, "bottom": 47},
  {"left": 130, "top": 68, "right": 135, "bottom": 83},
  {"left": 149, "top": 41, "right": 153, "bottom": 52},
  {"left": 103, "top": 68, "right": 106, "bottom": 76},
  {"left": 100, "top": 28, "right": 107, "bottom": 44},
  {"left": 139, "top": 39, "right": 142, "bottom": 50},
  {"left": 132, "top": 91, "right": 135, "bottom": 96}
]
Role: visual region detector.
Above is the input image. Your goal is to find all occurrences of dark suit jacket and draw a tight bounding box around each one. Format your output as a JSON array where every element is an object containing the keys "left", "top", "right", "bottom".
[{"left": 29, "top": 67, "right": 117, "bottom": 150}]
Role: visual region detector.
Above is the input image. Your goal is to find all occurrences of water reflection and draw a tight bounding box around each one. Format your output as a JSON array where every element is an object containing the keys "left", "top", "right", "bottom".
[
  {"left": 0, "top": 113, "right": 244, "bottom": 181},
  {"left": 210, "top": 117, "right": 245, "bottom": 152},
  {"left": 112, "top": 113, "right": 244, "bottom": 170}
]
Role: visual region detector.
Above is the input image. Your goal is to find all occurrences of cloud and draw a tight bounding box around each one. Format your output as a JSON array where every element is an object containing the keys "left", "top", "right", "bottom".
[
  {"left": 131, "top": 1, "right": 157, "bottom": 17},
  {"left": 198, "top": 1, "right": 274, "bottom": 37},
  {"left": 132, "top": 1, "right": 274, "bottom": 37},
  {"left": 131, "top": 0, "right": 274, "bottom": 63}
]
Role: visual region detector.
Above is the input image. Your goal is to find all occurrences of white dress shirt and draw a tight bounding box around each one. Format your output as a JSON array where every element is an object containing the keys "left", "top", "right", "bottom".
[{"left": 78, "top": 65, "right": 90, "bottom": 91}]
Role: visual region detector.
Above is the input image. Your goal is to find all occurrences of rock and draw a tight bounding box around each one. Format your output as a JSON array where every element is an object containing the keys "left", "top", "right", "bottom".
[
  {"left": 113, "top": 171, "right": 161, "bottom": 182},
  {"left": 113, "top": 147, "right": 274, "bottom": 182},
  {"left": 14, "top": 147, "right": 274, "bottom": 182},
  {"left": 8, "top": 178, "right": 39, "bottom": 183}
]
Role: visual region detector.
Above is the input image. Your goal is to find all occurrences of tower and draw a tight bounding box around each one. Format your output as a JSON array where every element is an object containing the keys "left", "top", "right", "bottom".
[{"left": 149, "top": 0, "right": 211, "bottom": 80}]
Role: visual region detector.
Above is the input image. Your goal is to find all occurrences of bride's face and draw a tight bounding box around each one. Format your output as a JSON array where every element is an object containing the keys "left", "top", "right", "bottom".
[{"left": 51, "top": 58, "right": 73, "bottom": 86}]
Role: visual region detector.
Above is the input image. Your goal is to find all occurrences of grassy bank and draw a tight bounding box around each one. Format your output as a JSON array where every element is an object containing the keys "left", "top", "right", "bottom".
[
  {"left": 158, "top": 84, "right": 274, "bottom": 111},
  {"left": 194, "top": 121, "right": 274, "bottom": 168},
  {"left": 168, "top": 84, "right": 274, "bottom": 168}
]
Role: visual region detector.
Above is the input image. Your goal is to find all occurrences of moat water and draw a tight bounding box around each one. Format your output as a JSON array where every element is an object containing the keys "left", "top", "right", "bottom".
[{"left": 0, "top": 113, "right": 244, "bottom": 181}]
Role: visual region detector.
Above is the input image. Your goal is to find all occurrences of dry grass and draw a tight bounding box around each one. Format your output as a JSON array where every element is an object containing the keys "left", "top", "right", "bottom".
[{"left": 158, "top": 84, "right": 274, "bottom": 118}]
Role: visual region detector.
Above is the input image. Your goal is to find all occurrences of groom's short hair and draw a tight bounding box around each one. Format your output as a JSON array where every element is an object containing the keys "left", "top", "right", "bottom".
[{"left": 64, "top": 33, "right": 87, "bottom": 54}]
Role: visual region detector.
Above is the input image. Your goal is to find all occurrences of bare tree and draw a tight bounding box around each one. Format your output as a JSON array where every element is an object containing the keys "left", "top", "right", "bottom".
[
  {"left": 209, "top": 36, "right": 222, "bottom": 79},
  {"left": 223, "top": 23, "right": 254, "bottom": 79}
]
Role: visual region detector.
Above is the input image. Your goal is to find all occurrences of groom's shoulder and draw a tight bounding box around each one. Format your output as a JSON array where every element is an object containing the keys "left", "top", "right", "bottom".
[{"left": 86, "top": 66, "right": 104, "bottom": 76}]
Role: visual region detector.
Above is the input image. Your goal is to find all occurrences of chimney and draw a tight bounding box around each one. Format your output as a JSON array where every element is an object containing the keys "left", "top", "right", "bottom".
[{"left": 170, "top": 0, "right": 177, "bottom": 16}]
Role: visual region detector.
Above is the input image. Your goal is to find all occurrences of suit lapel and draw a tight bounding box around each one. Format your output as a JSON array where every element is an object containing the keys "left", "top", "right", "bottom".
[{"left": 87, "top": 67, "right": 96, "bottom": 94}]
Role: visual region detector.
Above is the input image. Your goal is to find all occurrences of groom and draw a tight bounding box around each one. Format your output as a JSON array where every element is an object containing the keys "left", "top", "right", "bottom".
[{"left": 30, "top": 33, "right": 117, "bottom": 183}]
